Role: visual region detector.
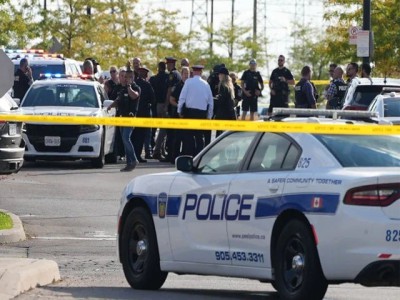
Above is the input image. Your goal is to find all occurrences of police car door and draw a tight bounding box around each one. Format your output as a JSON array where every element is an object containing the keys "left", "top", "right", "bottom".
[
  {"left": 168, "top": 131, "right": 259, "bottom": 266},
  {"left": 227, "top": 133, "right": 300, "bottom": 271}
]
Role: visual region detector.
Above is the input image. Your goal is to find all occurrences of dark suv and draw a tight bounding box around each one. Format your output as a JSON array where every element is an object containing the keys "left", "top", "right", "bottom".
[
  {"left": 0, "top": 93, "right": 24, "bottom": 174},
  {"left": 342, "top": 78, "right": 400, "bottom": 110}
]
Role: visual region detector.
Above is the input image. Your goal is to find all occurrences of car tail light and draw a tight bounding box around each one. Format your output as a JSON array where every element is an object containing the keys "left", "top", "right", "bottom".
[{"left": 344, "top": 184, "right": 400, "bottom": 206}]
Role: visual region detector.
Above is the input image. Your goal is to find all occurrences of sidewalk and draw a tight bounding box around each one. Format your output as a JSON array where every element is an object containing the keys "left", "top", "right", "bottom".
[{"left": 0, "top": 209, "right": 60, "bottom": 299}]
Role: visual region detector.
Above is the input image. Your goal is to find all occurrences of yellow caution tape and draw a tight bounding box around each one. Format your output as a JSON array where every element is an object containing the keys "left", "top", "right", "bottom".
[{"left": 0, "top": 114, "right": 399, "bottom": 135}]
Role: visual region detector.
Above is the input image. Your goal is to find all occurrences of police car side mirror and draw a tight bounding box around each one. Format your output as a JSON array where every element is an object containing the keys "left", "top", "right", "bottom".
[{"left": 176, "top": 155, "right": 194, "bottom": 172}]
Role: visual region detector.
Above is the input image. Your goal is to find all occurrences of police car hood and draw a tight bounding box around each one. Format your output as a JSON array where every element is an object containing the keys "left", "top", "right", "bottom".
[{"left": 21, "top": 106, "right": 101, "bottom": 117}]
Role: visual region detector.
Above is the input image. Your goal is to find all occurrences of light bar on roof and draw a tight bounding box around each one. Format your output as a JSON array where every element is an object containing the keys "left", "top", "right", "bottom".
[
  {"left": 272, "top": 108, "right": 378, "bottom": 119},
  {"left": 5, "top": 49, "right": 45, "bottom": 54},
  {"left": 39, "top": 73, "right": 69, "bottom": 80}
]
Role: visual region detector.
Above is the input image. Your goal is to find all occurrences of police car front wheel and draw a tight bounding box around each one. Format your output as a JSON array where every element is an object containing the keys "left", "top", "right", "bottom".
[
  {"left": 120, "top": 207, "right": 168, "bottom": 290},
  {"left": 275, "top": 219, "right": 328, "bottom": 300}
]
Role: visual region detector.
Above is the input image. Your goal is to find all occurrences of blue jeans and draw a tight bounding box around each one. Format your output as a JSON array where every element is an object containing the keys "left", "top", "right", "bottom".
[{"left": 120, "top": 127, "right": 137, "bottom": 165}]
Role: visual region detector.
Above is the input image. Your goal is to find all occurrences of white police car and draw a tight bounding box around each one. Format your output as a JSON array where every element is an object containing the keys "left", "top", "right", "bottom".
[
  {"left": 117, "top": 109, "right": 400, "bottom": 300},
  {"left": 20, "top": 74, "right": 116, "bottom": 168}
]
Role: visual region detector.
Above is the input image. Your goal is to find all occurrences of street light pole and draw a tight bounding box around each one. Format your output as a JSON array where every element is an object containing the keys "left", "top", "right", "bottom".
[{"left": 362, "top": 0, "right": 371, "bottom": 64}]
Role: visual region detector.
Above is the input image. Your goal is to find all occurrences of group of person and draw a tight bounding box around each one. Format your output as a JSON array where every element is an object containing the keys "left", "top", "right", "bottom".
[{"left": 103, "top": 56, "right": 268, "bottom": 171}]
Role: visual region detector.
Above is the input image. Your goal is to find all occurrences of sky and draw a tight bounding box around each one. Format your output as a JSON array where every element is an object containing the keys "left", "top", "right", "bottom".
[{"left": 135, "top": 0, "right": 326, "bottom": 73}]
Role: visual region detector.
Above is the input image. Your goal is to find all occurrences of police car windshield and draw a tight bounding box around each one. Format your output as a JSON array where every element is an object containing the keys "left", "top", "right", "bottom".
[
  {"left": 352, "top": 85, "right": 400, "bottom": 107},
  {"left": 22, "top": 84, "right": 99, "bottom": 108},
  {"left": 14, "top": 65, "right": 65, "bottom": 81},
  {"left": 314, "top": 134, "right": 400, "bottom": 167}
]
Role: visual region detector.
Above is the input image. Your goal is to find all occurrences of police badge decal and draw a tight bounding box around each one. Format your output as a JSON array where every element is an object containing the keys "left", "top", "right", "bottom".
[{"left": 158, "top": 192, "right": 168, "bottom": 218}]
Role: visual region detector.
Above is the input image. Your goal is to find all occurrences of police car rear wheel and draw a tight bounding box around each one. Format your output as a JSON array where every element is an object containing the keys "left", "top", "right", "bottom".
[
  {"left": 275, "top": 219, "right": 327, "bottom": 300},
  {"left": 121, "top": 207, "right": 168, "bottom": 290}
]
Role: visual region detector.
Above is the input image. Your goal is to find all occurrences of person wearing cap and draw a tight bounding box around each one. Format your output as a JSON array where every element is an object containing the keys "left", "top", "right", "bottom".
[
  {"left": 168, "top": 66, "right": 190, "bottom": 163},
  {"left": 131, "top": 67, "right": 156, "bottom": 163},
  {"left": 13, "top": 58, "right": 33, "bottom": 100},
  {"left": 240, "top": 59, "right": 264, "bottom": 120},
  {"left": 178, "top": 65, "right": 213, "bottom": 156},
  {"left": 269, "top": 55, "right": 295, "bottom": 114},
  {"left": 152, "top": 57, "right": 181, "bottom": 161},
  {"left": 214, "top": 67, "right": 237, "bottom": 137}
]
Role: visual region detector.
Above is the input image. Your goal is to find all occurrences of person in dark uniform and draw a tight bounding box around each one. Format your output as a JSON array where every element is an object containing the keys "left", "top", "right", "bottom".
[
  {"left": 107, "top": 69, "right": 141, "bottom": 172},
  {"left": 215, "top": 67, "right": 237, "bottom": 137},
  {"left": 294, "top": 66, "right": 317, "bottom": 109},
  {"left": 13, "top": 58, "right": 33, "bottom": 100},
  {"left": 169, "top": 66, "right": 190, "bottom": 163},
  {"left": 240, "top": 59, "right": 264, "bottom": 120},
  {"left": 149, "top": 61, "right": 169, "bottom": 159},
  {"left": 326, "top": 66, "right": 347, "bottom": 109},
  {"left": 131, "top": 67, "right": 155, "bottom": 163},
  {"left": 206, "top": 64, "right": 224, "bottom": 145},
  {"left": 269, "top": 55, "right": 295, "bottom": 114},
  {"left": 153, "top": 57, "right": 181, "bottom": 161},
  {"left": 178, "top": 65, "right": 213, "bottom": 156},
  {"left": 229, "top": 72, "right": 242, "bottom": 118},
  {"left": 132, "top": 57, "right": 141, "bottom": 81},
  {"left": 104, "top": 66, "right": 119, "bottom": 100}
]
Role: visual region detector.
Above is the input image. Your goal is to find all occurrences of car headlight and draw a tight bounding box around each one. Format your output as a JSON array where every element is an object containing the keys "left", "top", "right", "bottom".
[{"left": 80, "top": 125, "right": 100, "bottom": 134}]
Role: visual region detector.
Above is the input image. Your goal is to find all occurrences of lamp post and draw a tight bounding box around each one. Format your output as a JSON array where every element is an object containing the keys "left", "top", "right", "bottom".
[{"left": 362, "top": 0, "right": 371, "bottom": 64}]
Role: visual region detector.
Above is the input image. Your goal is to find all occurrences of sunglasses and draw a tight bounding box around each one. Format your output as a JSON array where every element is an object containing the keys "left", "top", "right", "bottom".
[{"left": 110, "top": 70, "right": 117, "bottom": 73}]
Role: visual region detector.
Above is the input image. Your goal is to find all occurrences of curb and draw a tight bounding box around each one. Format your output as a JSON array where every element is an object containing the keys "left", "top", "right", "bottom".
[
  {"left": 0, "top": 209, "right": 26, "bottom": 244},
  {"left": 0, "top": 258, "right": 61, "bottom": 300}
]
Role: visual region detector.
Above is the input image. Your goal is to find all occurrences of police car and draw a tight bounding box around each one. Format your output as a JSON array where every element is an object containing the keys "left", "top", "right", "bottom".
[
  {"left": 117, "top": 109, "right": 400, "bottom": 300},
  {"left": 369, "top": 87, "right": 400, "bottom": 125},
  {"left": 20, "top": 74, "right": 116, "bottom": 168}
]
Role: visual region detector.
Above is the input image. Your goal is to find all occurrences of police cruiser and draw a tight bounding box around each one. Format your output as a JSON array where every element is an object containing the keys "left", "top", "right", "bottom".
[
  {"left": 20, "top": 74, "right": 116, "bottom": 168},
  {"left": 117, "top": 109, "right": 400, "bottom": 300}
]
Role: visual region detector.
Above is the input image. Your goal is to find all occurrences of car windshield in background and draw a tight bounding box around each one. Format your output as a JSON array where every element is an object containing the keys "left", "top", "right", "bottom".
[
  {"left": 352, "top": 85, "right": 399, "bottom": 106},
  {"left": 22, "top": 84, "right": 99, "bottom": 108},
  {"left": 384, "top": 98, "right": 400, "bottom": 117},
  {"left": 14, "top": 64, "right": 65, "bottom": 80},
  {"left": 314, "top": 134, "right": 400, "bottom": 167}
]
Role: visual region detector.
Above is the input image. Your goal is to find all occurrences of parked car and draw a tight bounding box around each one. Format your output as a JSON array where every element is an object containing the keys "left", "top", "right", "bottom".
[
  {"left": 6, "top": 49, "right": 82, "bottom": 81},
  {"left": 117, "top": 110, "right": 400, "bottom": 300},
  {"left": 342, "top": 77, "right": 400, "bottom": 110},
  {"left": 0, "top": 93, "right": 24, "bottom": 174},
  {"left": 368, "top": 87, "right": 400, "bottom": 124},
  {"left": 20, "top": 75, "right": 116, "bottom": 168}
]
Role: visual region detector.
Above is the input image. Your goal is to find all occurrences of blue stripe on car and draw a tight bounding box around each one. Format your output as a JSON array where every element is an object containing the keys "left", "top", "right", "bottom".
[
  {"left": 167, "top": 196, "right": 181, "bottom": 216},
  {"left": 127, "top": 193, "right": 158, "bottom": 215},
  {"left": 255, "top": 193, "right": 340, "bottom": 218}
]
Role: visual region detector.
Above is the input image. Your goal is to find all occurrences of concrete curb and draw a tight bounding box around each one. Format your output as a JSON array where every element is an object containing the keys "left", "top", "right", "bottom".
[
  {"left": 0, "top": 209, "right": 26, "bottom": 244},
  {"left": 0, "top": 258, "right": 61, "bottom": 300}
]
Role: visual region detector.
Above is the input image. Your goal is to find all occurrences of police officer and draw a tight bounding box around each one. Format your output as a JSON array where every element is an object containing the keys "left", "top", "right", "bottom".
[
  {"left": 326, "top": 66, "right": 347, "bottom": 109},
  {"left": 269, "top": 55, "right": 295, "bottom": 114},
  {"left": 107, "top": 69, "right": 141, "bottom": 172},
  {"left": 131, "top": 67, "right": 155, "bottom": 163},
  {"left": 104, "top": 66, "right": 119, "bottom": 100},
  {"left": 178, "top": 65, "right": 213, "bottom": 156},
  {"left": 13, "top": 58, "right": 33, "bottom": 100},
  {"left": 153, "top": 57, "right": 182, "bottom": 161},
  {"left": 240, "top": 59, "right": 264, "bottom": 120},
  {"left": 229, "top": 72, "right": 242, "bottom": 117},
  {"left": 169, "top": 66, "right": 190, "bottom": 163},
  {"left": 294, "top": 66, "right": 317, "bottom": 109}
]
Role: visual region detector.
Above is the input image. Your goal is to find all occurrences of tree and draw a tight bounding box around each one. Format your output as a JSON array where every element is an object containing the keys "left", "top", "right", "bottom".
[{"left": 323, "top": 0, "right": 400, "bottom": 77}]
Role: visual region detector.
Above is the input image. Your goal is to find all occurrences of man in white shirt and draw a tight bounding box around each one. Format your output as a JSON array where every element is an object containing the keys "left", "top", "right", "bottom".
[{"left": 178, "top": 65, "right": 213, "bottom": 156}]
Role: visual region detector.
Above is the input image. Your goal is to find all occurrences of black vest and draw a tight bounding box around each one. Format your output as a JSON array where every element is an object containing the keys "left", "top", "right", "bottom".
[
  {"left": 294, "top": 79, "right": 309, "bottom": 108},
  {"left": 117, "top": 86, "right": 139, "bottom": 117},
  {"left": 328, "top": 80, "right": 348, "bottom": 109}
]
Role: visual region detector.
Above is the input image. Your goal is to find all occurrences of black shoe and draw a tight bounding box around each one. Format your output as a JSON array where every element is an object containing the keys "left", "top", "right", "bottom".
[
  {"left": 152, "top": 153, "right": 162, "bottom": 160},
  {"left": 145, "top": 153, "right": 152, "bottom": 159},
  {"left": 120, "top": 161, "right": 138, "bottom": 172},
  {"left": 138, "top": 158, "right": 147, "bottom": 163}
]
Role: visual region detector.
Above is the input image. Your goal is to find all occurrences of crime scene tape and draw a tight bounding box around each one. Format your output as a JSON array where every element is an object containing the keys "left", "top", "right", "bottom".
[{"left": 0, "top": 113, "right": 399, "bottom": 135}]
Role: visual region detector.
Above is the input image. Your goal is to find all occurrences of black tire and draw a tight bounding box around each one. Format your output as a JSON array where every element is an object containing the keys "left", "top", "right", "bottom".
[
  {"left": 274, "top": 219, "right": 328, "bottom": 300},
  {"left": 91, "top": 133, "right": 105, "bottom": 168},
  {"left": 120, "top": 207, "right": 168, "bottom": 290}
]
